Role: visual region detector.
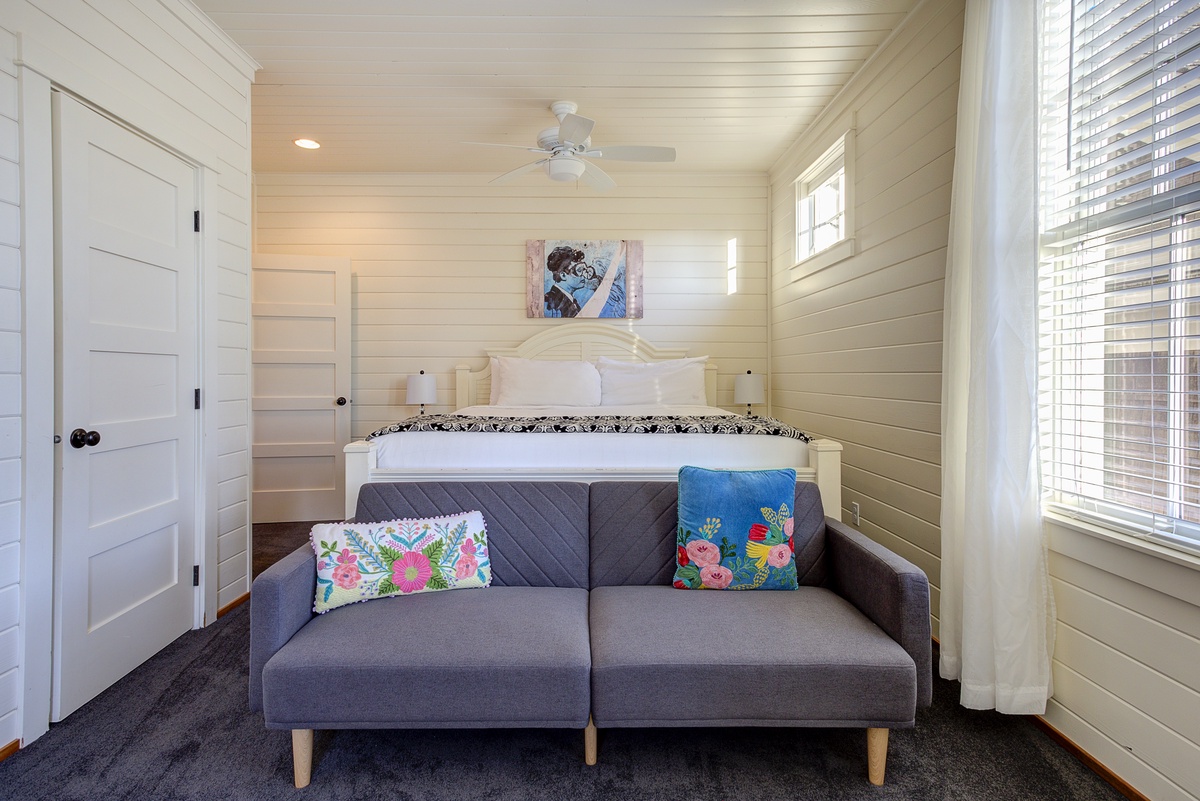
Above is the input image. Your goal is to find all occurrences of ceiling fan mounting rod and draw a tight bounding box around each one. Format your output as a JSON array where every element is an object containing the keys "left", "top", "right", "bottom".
[{"left": 550, "top": 100, "right": 578, "bottom": 121}]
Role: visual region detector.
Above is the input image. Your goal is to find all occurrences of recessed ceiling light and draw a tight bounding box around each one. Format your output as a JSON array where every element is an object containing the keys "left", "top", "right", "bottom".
[{"left": 293, "top": 138, "right": 320, "bottom": 149}]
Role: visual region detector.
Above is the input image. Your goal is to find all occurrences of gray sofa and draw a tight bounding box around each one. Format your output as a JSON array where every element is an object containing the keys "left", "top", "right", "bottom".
[{"left": 250, "top": 481, "right": 931, "bottom": 788}]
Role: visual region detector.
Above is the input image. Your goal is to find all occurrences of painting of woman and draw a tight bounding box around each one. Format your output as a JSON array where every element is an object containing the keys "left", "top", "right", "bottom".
[{"left": 527, "top": 239, "right": 643, "bottom": 319}]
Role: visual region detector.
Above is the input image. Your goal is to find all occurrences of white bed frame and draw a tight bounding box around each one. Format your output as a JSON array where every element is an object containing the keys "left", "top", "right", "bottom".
[{"left": 344, "top": 322, "right": 842, "bottom": 517}]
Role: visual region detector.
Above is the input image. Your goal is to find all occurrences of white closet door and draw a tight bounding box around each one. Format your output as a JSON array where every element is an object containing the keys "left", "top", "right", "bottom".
[
  {"left": 52, "top": 93, "right": 198, "bottom": 720},
  {"left": 251, "top": 254, "right": 351, "bottom": 523}
]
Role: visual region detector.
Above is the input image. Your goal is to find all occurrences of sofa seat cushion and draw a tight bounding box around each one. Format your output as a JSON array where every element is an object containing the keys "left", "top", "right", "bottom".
[
  {"left": 262, "top": 586, "right": 591, "bottom": 730},
  {"left": 589, "top": 585, "right": 916, "bottom": 728}
]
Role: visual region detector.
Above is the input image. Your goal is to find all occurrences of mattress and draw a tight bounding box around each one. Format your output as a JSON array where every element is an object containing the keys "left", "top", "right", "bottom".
[{"left": 371, "top": 405, "right": 810, "bottom": 472}]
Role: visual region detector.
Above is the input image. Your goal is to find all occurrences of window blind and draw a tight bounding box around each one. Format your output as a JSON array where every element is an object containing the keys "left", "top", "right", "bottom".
[{"left": 1039, "top": 0, "right": 1200, "bottom": 554}]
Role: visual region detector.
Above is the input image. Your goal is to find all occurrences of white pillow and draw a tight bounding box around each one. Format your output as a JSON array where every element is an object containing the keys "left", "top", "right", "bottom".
[
  {"left": 596, "top": 356, "right": 708, "bottom": 406},
  {"left": 492, "top": 356, "right": 602, "bottom": 407},
  {"left": 487, "top": 357, "right": 501, "bottom": 405}
]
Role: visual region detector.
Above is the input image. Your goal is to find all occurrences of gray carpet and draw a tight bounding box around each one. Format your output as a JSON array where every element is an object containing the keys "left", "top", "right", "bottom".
[
  {"left": 0, "top": 605, "right": 1124, "bottom": 800},
  {"left": 0, "top": 523, "right": 1125, "bottom": 800},
  {"left": 251, "top": 520, "right": 327, "bottom": 580}
]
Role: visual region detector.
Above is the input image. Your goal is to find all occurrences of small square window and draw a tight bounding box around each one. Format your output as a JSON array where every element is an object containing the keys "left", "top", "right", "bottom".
[{"left": 794, "top": 131, "right": 855, "bottom": 276}]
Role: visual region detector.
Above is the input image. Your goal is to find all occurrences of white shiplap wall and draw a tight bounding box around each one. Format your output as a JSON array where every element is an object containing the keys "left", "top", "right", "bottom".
[
  {"left": 5, "top": 0, "right": 255, "bottom": 746},
  {"left": 1043, "top": 521, "right": 1200, "bottom": 801},
  {"left": 0, "top": 28, "right": 21, "bottom": 752},
  {"left": 768, "top": 0, "right": 960, "bottom": 634},
  {"left": 254, "top": 172, "right": 768, "bottom": 439},
  {"left": 768, "top": 3, "right": 1200, "bottom": 800}
]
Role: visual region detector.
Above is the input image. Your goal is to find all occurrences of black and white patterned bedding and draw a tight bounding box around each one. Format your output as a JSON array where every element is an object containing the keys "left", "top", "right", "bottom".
[{"left": 366, "top": 414, "right": 812, "bottom": 442}]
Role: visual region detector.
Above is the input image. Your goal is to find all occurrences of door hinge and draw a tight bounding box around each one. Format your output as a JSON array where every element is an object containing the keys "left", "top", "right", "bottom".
[
  {"left": 192, "top": 565, "right": 200, "bottom": 586},
  {"left": 193, "top": 210, "right": 200, "bottom": 232},
  {"left": 194, "top": 388, "right": 201, "bottom": 410}
]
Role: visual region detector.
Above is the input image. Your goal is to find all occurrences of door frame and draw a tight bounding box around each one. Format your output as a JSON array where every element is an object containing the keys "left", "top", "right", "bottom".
[{"left": 16, "top": 33, "right": 225, "bottom": 744}]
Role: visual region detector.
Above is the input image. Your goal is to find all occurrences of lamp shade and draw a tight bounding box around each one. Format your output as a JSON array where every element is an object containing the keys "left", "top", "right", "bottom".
[
  {"left": 733, "top": 371, "right": 765, "bottom": 405},
  {"left": 406, "top": 371, "right": 437, "bottom": 405}
]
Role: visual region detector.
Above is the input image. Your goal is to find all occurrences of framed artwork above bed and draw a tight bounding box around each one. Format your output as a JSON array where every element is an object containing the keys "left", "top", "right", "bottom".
[{"left": 527, "top": 239, "right": 643, "bottom": 319}]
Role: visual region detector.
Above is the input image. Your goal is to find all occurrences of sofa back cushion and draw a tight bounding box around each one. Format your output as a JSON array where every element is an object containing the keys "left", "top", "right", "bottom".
[
  {"left": 590, "top": 480, "right": 827, "bottom": 588},
  {"left": 354, "top": 482, "right": 589, "bottom": 588}
]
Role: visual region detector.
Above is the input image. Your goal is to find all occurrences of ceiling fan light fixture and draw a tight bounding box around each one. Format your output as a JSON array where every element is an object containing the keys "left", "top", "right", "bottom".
[{"left": 546, "top": 155, "right": 586, "bottom": 182}]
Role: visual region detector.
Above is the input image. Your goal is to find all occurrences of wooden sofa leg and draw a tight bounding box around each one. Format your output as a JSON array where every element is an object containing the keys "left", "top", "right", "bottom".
[
  {"left": 584, "top": 716, "right": 598, "bottom": 766},
  {"left": 292, "top": 729, "right": 314, "bottom": 788},
  {"left": 867, "top": 727, "right": 888, "bottom": 786}
]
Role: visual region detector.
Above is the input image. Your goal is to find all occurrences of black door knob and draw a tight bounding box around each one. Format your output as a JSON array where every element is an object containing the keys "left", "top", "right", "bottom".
[
  {"left": 336, "top": 397, "right": 347, "bottom": 406},
  {"left": 69, "top": 429, "right": 101, "bottom": 449}
]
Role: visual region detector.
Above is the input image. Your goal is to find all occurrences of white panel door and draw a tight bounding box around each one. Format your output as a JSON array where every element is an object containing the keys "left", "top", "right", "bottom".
[
  {"left": 251, "top": 254, "right": 351, "bottom": 523},
  {"left": 52, "top": 93, "right": 198, "bottom": 720}
]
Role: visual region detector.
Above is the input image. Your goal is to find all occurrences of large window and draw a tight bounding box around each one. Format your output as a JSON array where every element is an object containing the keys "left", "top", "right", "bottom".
[{"left": 1039, "top": 0, "right": 1200, "bottom": 554}]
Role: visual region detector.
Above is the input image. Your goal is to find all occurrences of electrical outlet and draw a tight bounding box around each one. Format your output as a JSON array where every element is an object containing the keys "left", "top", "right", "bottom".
[{"left": 850, "top": 502, "right": 861, "bottom": 526}]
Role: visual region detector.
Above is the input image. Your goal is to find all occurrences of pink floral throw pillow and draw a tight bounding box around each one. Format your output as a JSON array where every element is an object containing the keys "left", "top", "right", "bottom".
[
  {"left": 673, "top": 466, "right": 798, "bottom": 591},
  {"left": 310, "top": 511, "right": 491, "bottom": 613}
]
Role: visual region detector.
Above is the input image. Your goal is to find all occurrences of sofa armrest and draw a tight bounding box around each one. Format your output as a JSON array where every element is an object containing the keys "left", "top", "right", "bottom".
[
  {"left": 825, "top": 517, "right": 932, "bottom": 708},
  {"left": 249, "top": 545, "right": 318, "bottom": 712}
]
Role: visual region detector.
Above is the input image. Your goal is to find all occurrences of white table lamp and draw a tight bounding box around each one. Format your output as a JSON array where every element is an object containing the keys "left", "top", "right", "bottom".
[
  {"left": 406, "top": 370, "right": 437, "bottom": 415},
  {"left": 734, "top": 370, "right": 765, "bottom": 417}
]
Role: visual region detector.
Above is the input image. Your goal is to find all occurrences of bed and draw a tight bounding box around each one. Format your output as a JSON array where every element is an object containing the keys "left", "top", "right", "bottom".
[{"left": 343, "top": 323, "right": 842, "bottom": 517}]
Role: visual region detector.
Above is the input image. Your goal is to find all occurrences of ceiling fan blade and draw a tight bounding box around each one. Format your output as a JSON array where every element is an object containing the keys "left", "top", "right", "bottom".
[
  {"left": 490, "top": 159, "right": 547, "bottom": 185},
  {"left": 464, "top": 141, "right": 546, "bottom": 153},
  {"left": 584, "top": 145, "right": 676, "bottom": 162},
  {"left": 579, "top": 160, "right": 616, "bottom": 192},
  {"left": 557, "top": 113, "right": 595, "bottom": 147}
]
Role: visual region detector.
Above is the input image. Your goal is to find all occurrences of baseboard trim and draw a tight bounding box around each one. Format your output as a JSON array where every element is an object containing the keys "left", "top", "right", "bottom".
[
  {"left": 0, "top": 739, "right": 18, "bottom": 763},
  {"left": 1031, "top": 716, "right": 1149, "bottom": 801},
  {"left": 217, "top": 592, "right": 249, "bottom": 618},
  {"left": 935, "top": 637, "right": 1143, "bottom": 801}
]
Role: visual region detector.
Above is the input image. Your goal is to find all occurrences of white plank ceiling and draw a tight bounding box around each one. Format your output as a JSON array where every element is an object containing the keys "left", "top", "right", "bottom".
[{"left": 196, "top": 0, "right": 920, "bottom": 176}]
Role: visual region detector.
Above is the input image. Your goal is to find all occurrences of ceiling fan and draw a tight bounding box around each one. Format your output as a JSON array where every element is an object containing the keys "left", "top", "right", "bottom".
[{"left": 469, "top": 101, "right": 676, "bottom": 191}]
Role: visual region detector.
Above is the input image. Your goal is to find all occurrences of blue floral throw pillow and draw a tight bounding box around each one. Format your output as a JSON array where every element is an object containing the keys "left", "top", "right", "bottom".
[
  {"left": 310, "top": 511, "right": 491, "bottom": 613},
  {"left": 673, "top": 466, "right": 798, "bottom": 591}
]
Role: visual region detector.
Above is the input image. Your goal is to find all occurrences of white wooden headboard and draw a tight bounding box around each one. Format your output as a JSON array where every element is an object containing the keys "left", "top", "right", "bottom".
[{"left": 454, "top": 321, "right": 719, "bottom": 408}]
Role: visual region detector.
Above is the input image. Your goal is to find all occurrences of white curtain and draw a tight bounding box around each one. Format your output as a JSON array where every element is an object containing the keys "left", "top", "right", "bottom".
[{"left": 939, "top": 0, "right": 1055, "bottom": 714}]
